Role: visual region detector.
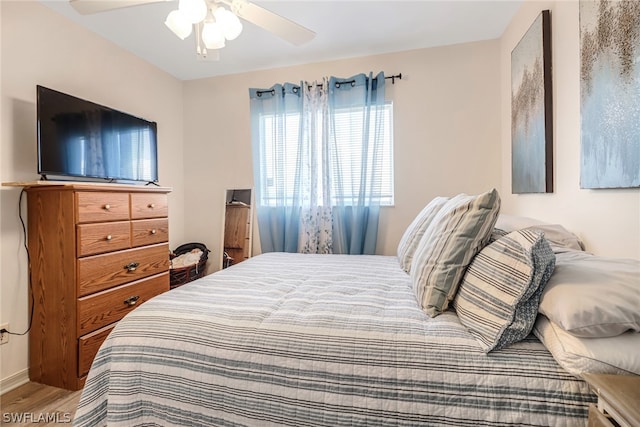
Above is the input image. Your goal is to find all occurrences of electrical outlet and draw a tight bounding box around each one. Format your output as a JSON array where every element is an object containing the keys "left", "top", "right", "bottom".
[{"left": 0, "top": 323, "right": 9, "bottom": 345}]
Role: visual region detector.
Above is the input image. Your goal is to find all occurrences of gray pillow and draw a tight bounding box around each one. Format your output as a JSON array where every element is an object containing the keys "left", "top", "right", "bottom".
[
  {"left": 524, "top": 224, "right": 584, "bottom": 253},
  {"left": 396, "top": 196, "right": 449, "bottom": 273},
  {"left": 454, "top": 229, "right": 556, "bottom": 352},
  {"left": 538, "top": 251, "right": 640, "bottom": 338},
  {"left": 411, "top": 188, "right": 501, "bottom": 317},
  {"left": 494, "top": 214, "right": 585, "bottom": 253}
]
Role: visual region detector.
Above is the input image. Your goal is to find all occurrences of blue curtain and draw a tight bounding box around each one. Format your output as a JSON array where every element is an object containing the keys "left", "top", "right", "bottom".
[
  {"left": 250, "top": 72, "right": 386, "bottom": 255},
  {"left": 327, "top": 73, "right": 386, "bottom": 254},
  {"left": 249, "top": 83, "right": 303, "bottom": 253}
]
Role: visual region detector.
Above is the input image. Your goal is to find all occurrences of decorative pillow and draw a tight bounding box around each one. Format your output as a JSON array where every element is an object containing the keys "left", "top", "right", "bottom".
[
  {"left": 488, "top": 228, "right": 509, "bottom": 243},
  {"left": 454, "top": 229, "right": 556, "bottom": 352},
  {"left": 396, "top": 196, "right": 449, "bottom": 273},
  {"left": 411, "top": 188, "right": 501, "bottom": 317},
  {"left": 533, "top": 315, "right": 640, "bottom": 377},
  {"left": 538, "top": 251, "right": 640, "bottom": 338}
]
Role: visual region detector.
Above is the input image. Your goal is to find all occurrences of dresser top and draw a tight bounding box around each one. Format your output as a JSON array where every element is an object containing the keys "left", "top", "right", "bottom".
[{"left": 2, "top": 180, "right": 172, "bottom": 193}]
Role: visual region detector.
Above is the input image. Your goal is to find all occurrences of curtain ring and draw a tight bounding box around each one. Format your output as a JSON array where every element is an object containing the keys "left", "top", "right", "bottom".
[
  {"left": 335, "top": 82, "right": 341, "bottom": 88},
  {"left": 272, "top": 89, "right": 276, "bottom": 96},
  {"left": 293, "top": 86, "right": 299, "bottom": 94},
  {"left": 351, "top": 81, "right": 355, "bottom": 87},
  {"left": 257, "top": 92, "right": 262, "bottom": 98}
]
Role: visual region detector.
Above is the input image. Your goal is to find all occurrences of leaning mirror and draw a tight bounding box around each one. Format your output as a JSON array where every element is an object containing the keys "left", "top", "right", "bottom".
[{"left": 222, "top": 189, "right": 253, "bottom": 269}]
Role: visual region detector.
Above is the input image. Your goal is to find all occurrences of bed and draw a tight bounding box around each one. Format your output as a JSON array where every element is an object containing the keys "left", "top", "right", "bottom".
[
  {"left": 74, "top": 252, "right": 596, "bottom": 426},
  {"left": 74, "top": 189, "right": 640, "bottom": 426}
]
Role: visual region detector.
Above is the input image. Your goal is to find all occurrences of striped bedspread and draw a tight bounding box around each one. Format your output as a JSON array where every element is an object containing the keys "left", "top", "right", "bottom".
[{"left": 74, "top": 253, "right": 594, "bottom": 426}]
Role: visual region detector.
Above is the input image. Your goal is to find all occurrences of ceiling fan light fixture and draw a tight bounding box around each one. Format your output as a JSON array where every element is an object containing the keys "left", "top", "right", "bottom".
[
  {"left": 165, "top": 10, "right": 192, "bottom": 40},
  {"left": 230, "top": 0, "right": 248, "bottom": 16},
  {"left": 202, "top": 22, "right": 226, "bottom": 49},
  {"left": 178, "top": 0, "right": 208, "bottom": 24},
  {"left": 213, "top": 7, "right": 243, "bottom": 41},
  {"left": 71, "top": 0, "right": 316, "bottom": 60}
]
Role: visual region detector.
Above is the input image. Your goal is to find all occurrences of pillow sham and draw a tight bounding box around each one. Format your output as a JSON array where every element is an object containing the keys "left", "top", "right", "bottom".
[
  {"left": 494, "top": 214, "right": 584, "bottom": 253},
  {"left": 524, "top": 224, "right": 584, "bottom": 253},
  {"left": 396, "top": 196, "right": 449, "bottom": 273},
  {"left": 454, "top": 229, "right": 556, "bottom": 352},
  {"left": 538, "top": 251, "right": 640, "bottom": 338},
  {"left": 494, "top": 213, "right": 547, "bottom": 231},
  {"left": 533, "top": 315, "right": 640, "bottom": 377},
  {"left": 411, "top": 188, "right": 501, "bottom": 317}
]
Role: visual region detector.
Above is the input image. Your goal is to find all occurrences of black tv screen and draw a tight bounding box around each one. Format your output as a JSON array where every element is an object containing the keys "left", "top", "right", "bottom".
[{"left": 37, "top": 85, "right": 158, "bottom": 183}]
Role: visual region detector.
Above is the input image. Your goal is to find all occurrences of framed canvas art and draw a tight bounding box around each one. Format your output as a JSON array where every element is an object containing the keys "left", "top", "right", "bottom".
[
  {"left": 580, "top": 0, "right": 640, "bottom": 189},
  {"left": 511, "top": 10, "right": 553, "bottom": 194}
]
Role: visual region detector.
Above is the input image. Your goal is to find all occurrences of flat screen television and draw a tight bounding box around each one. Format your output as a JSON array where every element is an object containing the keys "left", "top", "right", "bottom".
[{"left": 37, "top": 85, "right": 158, "bottom": 183}]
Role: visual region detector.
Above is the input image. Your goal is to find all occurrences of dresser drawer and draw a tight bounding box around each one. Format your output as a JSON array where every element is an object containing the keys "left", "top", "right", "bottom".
[
  {"left": 77, "top": 192, "right": 130, "bottom": 223},
  {"left": 77, "top": 221, "right": 131, "bottom": 257},
  {"left": 77, "top": 273, "right": 169, "bottom": 336},
  {"left": 78, "top": 324, "right": 115, "bottom": 377},
  {"left": 131, "top": 218, "right": 168, "bottom": 247},
  {"left": 131, "top": 193, "right": 168, "bottom": 219},
  {"left": 77, "top": 244, "right": 170, "bottom": 297}
]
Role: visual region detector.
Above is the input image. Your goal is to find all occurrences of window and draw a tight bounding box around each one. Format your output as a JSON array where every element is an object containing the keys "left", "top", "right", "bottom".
[{"left": 257, "top": 102, "right": 394, "bottom": 206}]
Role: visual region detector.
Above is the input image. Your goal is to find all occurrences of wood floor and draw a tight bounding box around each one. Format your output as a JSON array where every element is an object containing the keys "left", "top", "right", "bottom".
[{"left": 1, "top": 382, "right": 82, "bottom": 426}]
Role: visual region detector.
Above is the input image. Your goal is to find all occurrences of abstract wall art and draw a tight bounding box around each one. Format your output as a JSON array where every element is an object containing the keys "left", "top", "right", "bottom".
[
  {"left": 511, "top": 10, "right": 553, "bottom": 194},
  {"left": 580, "top": 0, "right": 640, "bottom": 189}
]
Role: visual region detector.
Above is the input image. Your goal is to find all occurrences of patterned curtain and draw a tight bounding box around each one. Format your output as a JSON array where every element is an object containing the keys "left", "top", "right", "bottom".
[
  {"left": 249, "top": 72, "right": 386, "bottom": 255},
  {"left": 298, "top": 80, "right": 333, "bottom": 254}
]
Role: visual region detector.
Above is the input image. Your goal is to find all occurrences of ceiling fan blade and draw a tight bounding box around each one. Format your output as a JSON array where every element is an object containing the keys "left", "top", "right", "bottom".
[
  {"left": 69, "top": 0, "right": 168, "bottom": 15},
  {"left": 230, "top": 1, "right": 315, "bottom": 46}
]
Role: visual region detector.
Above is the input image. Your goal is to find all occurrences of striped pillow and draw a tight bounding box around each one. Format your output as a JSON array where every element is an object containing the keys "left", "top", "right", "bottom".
[
  {"left": 454, "top": 229, "right": 556, "bottom": 352},
  {"left": 397, "top": 197, "right": 449, "bottom": 273},
  {"left": 411, "top": 189, "right": 501, "bottom": 317}
]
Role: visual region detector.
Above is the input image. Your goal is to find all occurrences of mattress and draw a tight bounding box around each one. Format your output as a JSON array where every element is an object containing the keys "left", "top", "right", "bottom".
[{"left": 74, "top": 253, "right": 594, "bottom": 426}]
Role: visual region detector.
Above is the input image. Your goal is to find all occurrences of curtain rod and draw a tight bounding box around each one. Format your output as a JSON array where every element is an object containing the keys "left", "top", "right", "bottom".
[{"left": 256, "top": 73, "right": 402, "bottom": 97}]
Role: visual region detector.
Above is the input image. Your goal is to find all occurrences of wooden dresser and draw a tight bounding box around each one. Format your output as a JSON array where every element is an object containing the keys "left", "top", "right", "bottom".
[{"left": 20, "top": 182, "right": 171, "bottom": 390}]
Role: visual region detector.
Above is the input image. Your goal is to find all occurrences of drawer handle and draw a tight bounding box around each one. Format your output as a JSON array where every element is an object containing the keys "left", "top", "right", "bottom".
[
  {"left": 104, "top": 204, "right": 111, "bottom": 211},
  {"left": 124, "top": 262, "right": 140, "bottom": 272},
  {"left": 124, "top": 295, "right": 140, "bottom": 307},
  {"left": 106, "top": 235, "right": 113, "bottom": 241},
  {"left": 151, "top": 229, "right": 157, "bottom": 235},
  {"left": 148, "top": 203, "right": 155, "bottom": 209}
]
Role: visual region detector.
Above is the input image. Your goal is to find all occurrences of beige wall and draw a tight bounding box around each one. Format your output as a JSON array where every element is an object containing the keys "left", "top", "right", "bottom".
[
  {"left": 0, "top": 1, "right": 185, "bottom": 389},
  {"left": 500, "top": 0, "right": 640, "bottom": 259},
  {"left": 183, "top": 40, "right": 503, "bottom": 268}
]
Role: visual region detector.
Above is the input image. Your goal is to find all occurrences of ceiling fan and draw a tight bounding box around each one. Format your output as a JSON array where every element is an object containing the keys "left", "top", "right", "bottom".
[{"left": 68, "top": 0, "right": 316, "bottom": 60}]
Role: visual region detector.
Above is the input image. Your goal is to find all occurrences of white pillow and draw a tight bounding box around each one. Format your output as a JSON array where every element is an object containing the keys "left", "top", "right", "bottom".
[
  {"left": 411, "top": 188, "right": 501, "bottom": 317},
  {"left": 538, "top": 251, "right": 640, "bottom": 337},
  {"left": 533, "top": 315, "right": 640, "bottom": 377},
  {"left": 396, "top": 197, "right": 449, "bottom": 273}
]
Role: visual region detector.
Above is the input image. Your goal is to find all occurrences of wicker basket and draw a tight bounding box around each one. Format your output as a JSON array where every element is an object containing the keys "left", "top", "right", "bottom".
[{"left": 169, "top": 242, "right": 210, "bottom": 289}]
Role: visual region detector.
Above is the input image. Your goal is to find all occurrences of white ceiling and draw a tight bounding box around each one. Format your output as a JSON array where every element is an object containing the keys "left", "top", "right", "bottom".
[{"left": 40, "top": 0, "right": 523, "bottom": 81}]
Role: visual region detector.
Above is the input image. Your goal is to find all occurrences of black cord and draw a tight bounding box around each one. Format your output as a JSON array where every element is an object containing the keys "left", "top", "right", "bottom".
[{"left": 5, "top": 189, "right": 34, "bottom": 336}]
